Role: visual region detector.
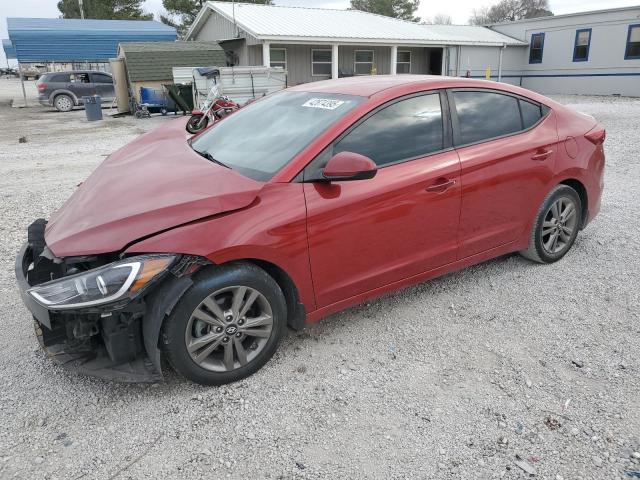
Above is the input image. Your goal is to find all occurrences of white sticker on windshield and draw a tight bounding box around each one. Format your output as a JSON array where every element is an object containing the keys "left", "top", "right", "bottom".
[{"left": 302, "top": 98, "right": 345, "bottom": 110}]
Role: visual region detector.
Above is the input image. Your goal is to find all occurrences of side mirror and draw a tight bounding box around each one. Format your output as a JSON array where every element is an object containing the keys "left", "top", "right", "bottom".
[{"left": 322, "top": 151, "right": 378, "bottom": 181}]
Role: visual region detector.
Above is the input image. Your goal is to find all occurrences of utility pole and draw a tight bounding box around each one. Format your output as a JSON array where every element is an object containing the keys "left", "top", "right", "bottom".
[{"left": 78, "top": 0, "right": 85, "bottom": 19}]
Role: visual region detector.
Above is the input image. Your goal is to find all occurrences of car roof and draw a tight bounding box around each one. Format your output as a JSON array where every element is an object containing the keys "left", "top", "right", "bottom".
[
  {"left": 44, "top": 70, "right": 111, "bottom": 76},
  {"left": 287, "top": 75, "right": 551, "bottom": 103}
]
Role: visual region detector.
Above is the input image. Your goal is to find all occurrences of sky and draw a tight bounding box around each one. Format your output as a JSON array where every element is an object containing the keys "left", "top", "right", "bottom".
[{"left": 2, "top": 0, "right": 639, "bottom": 66}]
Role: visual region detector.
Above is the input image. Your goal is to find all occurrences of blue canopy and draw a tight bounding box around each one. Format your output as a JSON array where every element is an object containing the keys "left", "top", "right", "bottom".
[
  {"left": 7, "top": 18, "right": 177, "bottom": 62},
  {"left": 2, "top": 39, "right": 16, "bottom": 59}
]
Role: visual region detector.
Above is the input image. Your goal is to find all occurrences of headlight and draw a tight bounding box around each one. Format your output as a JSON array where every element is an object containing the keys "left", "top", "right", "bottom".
[{"left": 28, "top": 254, "right": 176, "bottom": 310}]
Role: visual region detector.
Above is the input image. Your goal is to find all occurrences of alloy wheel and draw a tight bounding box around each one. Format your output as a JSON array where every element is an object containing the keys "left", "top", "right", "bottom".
[
  {"left": 184, "top": 286, "right": 274, "bottom": 372},
  {"left": 540, "top": 196, "right": 578, "bottom": 255}
]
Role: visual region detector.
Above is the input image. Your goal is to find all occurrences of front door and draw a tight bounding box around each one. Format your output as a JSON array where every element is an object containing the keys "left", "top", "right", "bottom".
[
  {"left": 90, "top": 72, "right": 115, "bottom": 102},
  {"left": 449, "top": 89, "right": 558, "bottom": 258},
  {"left": 69, "top": 72, "right": 95, "bottom": 101},
  {"left": 303, "top": 92, "right": 461, "bottom": 308}
]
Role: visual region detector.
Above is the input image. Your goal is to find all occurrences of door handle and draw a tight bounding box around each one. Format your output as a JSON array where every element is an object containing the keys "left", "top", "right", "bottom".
[
  {"left": 425, "top": 178, "right": 456, "bottom": 193},
  {"left": 531, "top": 149, "right": 552, "bottom": 161}
]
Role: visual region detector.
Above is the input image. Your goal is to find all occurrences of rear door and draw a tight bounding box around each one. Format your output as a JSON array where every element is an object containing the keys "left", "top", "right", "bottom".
[
  {"left": 303, "top": 91, "right": 461, "bottom": 308},
  {"left": 449, "top": 89, "right": 558, "bottom": 259},
  {"left": 90, "top": 73, "right": 115, "bottom": 102}
]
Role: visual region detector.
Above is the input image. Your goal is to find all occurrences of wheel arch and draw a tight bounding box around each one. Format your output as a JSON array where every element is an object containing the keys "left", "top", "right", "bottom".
[
  {"left": 236, "top": 258, "right": 306, "bottom": 331},
  {"left": 52, "top": 90, "right": 79, "bottom": 105},
  {"left": 558, "top": 178, "right": 588, "bottom": 228}
]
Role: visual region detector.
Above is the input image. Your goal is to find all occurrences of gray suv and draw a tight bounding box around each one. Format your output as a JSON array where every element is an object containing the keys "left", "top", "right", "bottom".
[{"left": 36, "top": 71, "right": 115, "bottom": 112}]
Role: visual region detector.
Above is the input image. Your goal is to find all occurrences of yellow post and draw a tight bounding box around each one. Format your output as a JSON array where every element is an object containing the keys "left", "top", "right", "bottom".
[{"left": 485, "top": 67, "right": 491, "bottom": 80}]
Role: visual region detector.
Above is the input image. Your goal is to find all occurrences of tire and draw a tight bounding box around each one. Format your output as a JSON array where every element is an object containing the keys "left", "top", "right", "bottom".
[
  {"left": 520, "top": 185, "right": 582, "bottom": 264},
  {"left": 162, "top": 263, "right": 287, "bottom": 386},
  {"left": 54, "top": 94, "right": 74, "bottom": 112},
  {"left": 186, "top": 114, "right": 209, "bottom": 134}
]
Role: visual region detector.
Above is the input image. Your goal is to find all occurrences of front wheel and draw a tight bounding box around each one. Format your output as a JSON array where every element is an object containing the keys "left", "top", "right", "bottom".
[
  {"left": 521, "top": 185, "right": 582, "bottom": 264},
  {"left": 186, "top": 114, "right": 209, "bottom": 134},
  {"left": 162, "top": 263, "right": 287, "bottom": 385}
]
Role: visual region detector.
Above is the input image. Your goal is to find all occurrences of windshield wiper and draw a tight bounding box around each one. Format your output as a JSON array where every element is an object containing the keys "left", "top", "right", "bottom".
[{"left": 194, "top": 149, "right": 230, "bottom": 169}]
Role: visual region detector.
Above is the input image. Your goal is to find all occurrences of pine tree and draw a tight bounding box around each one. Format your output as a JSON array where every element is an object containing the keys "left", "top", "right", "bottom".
[{"left": 57, "top": 0, "right": 153, "bottom": 20}]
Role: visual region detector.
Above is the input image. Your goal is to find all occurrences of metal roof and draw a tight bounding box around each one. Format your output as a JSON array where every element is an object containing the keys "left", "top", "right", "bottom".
[
  {"left": 119, "top": 41, "right": 226, "bottom": 81},
  {"left": 187, "top": 2, "right": 526, "bottom": 46},
  {"left": 7, "top": 18, "right": 177, "bottom": 62},
  {"left": 486, "top": 4, "right": 640, "bottom": 26},
  {"left": 2, "top": 39, "right": 16, "bottom": 59}
]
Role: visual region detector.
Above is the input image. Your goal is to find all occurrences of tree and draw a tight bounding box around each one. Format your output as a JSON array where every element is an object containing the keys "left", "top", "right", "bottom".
[
  {"left": 162, "top": 0, "right": 273, "bottom": 37},
  {"left": 57, "top": 0, "right": 153, "bottom": 20},
  {"left": 423, "top": 13, "right": 452, "bottom": 25},
  {"left": 469, "top": 0, "right": 552, "bottom": 24},
  {"left": 350, "top": 0, "right": 421, "bottom": 22}
]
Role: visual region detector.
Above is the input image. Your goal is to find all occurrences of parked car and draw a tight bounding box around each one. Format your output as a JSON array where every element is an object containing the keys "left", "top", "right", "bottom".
[
  {"left": 36, "top": 71, "right": 115, "bottom": 112},
  {"left": 21, "top": 64, "right": 46, "bottom": 80},
  {"left": 15, "top": 76, "right": 605, "bottom": 385}
]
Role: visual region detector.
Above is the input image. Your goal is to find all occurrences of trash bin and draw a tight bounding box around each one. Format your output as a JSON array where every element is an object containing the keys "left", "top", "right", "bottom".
[
  {"left": 164, "top": 84, "right": 194, "bottom": 113},
  {"left": 82, "top": 95, "right": 103, "bottom": 121}
]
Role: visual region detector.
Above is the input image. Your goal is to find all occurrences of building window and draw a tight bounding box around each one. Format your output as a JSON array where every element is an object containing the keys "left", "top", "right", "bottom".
[
  {"left": 312, "top": 49, "right": 332, "bottom": 76},
  {"left": 396, "top": 50, "right": 411, "bottom": 74},
  {"left": 529, "top": 33, "right": 544, "bottom": 64},
  {"left": 270, "top": 48, "right": 287, "bottom": 69},
  {"left": 573, "top": 28, "right": 591, "bottom": 62},
  {"left": 354, "top": 50, "right": 374, "bottom": 75},
  {"left": 625, "top": 24, "right": 640, "bottom": 60}
]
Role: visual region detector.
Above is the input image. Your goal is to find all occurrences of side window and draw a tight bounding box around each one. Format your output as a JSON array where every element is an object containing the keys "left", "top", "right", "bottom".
[
  {"left": 311, "top": 49, "right": 332, "bottom": 76},
  {"left": 334, "top": 93, "right": 444, "bottom": 167},
  {"left": 70, "top": 73, "right": 90, "bottom": 83},
  {"left": 529, "top": 33, "right": 544, "bottom": 64},
  {"left": 520, "top": 99, "right": 542, "bottom": 129},
  {"left": 573, "top": 28, "right": 591, "bottom": 62},
  {"left": 92, "top": 73, "right": 113, "bottom": 84},
  {"left": 625, "top": 24, "right": 640, "bottom": 60},
  {"left": 50, "top": 73, "right": 71, "bottom": 82},
  {"left": 354, "top": 50, "right": 374, "bottom": 75},
  {"left": 453, "top": 91, "right": 522, "bottom": 145}
]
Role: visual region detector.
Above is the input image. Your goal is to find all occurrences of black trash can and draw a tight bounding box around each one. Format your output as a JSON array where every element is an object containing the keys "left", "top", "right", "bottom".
[{"left": 82, "top": 95, "right": 103, "bottom": 121}]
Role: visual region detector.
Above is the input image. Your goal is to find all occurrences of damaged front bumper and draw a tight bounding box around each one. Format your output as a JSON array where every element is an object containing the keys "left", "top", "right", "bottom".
[{"left": 15, "top": 228, "right": 201, "bottom": 383}]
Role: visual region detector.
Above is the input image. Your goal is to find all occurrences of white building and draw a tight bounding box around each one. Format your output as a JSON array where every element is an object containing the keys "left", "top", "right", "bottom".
[
  {"left": 187, "top": 2, "right": 640, "bottom": 97},
  {"left": 186, "top": 2, "right": 526, "bottom": 86},
  {"left": 486, "top": 6, "right": 640, "bottom": 96}
]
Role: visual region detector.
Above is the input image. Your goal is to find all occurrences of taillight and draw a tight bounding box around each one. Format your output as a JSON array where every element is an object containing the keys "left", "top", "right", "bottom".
[
  {"left": 37, "top": 82, "right": 47, "bottom": 91},
  {"left": 585, "top": 126, "right": 606, "bottom": 145}
]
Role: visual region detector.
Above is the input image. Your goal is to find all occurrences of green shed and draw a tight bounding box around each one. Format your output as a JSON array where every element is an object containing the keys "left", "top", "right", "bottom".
[{"left": 117, "top": 41, "right": 226, "bottom": 101}]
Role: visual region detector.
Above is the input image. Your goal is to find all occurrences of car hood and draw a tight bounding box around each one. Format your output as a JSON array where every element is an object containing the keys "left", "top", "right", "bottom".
[{"left": 45, "top": 118, "right": 263, "bottom": 257}]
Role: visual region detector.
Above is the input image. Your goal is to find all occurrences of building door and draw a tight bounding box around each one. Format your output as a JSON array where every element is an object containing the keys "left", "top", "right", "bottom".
[{"left": 429, "top": 48, "right": 443, "bottom": 75}]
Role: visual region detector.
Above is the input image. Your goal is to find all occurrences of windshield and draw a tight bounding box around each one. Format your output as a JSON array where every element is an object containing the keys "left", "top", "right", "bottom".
[{"left": 191, "top": 91, "right": 364, "bottom": 181}]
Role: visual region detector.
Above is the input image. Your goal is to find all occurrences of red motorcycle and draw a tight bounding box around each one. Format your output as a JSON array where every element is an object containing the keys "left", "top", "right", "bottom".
[{"left": 186, "top": 83, "right": 239, "bottom": 134}]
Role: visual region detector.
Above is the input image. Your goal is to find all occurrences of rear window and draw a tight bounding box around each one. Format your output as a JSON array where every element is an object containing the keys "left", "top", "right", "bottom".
[
  {"left": 520, "top": 99, "right": 543, "bottom": 129},
  {"left": 48, "top": 73, "right": 70, "bottom": 83}
]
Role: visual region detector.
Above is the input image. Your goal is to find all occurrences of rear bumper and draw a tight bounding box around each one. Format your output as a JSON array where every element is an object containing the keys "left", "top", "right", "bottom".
[{"left": 37, "top": 94, "right": 51, "bottom": 106}]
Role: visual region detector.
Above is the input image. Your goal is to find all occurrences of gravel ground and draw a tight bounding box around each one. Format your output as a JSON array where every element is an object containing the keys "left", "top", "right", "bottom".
[{"left": 0, "top": 78, "right": 638, "bottom": 480}]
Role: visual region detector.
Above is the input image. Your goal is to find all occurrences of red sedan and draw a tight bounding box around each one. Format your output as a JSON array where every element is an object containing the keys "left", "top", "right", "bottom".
[{"left": 16, "top": 76, "right": 605, "bottom": 385}]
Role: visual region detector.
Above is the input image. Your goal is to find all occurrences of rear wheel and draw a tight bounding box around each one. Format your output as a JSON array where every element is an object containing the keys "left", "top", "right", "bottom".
[
  {"left": 186, "top": 114, "right": 209, "bottom": 134},
  {"left": 54, "top": 94, "right": 74, "bottom": 112},
  {"left": 521, "top": 185, "right": 582, "bottom": 264},
  {"left": 162, "top": 263, "right": 287, "bottom": 385}
]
